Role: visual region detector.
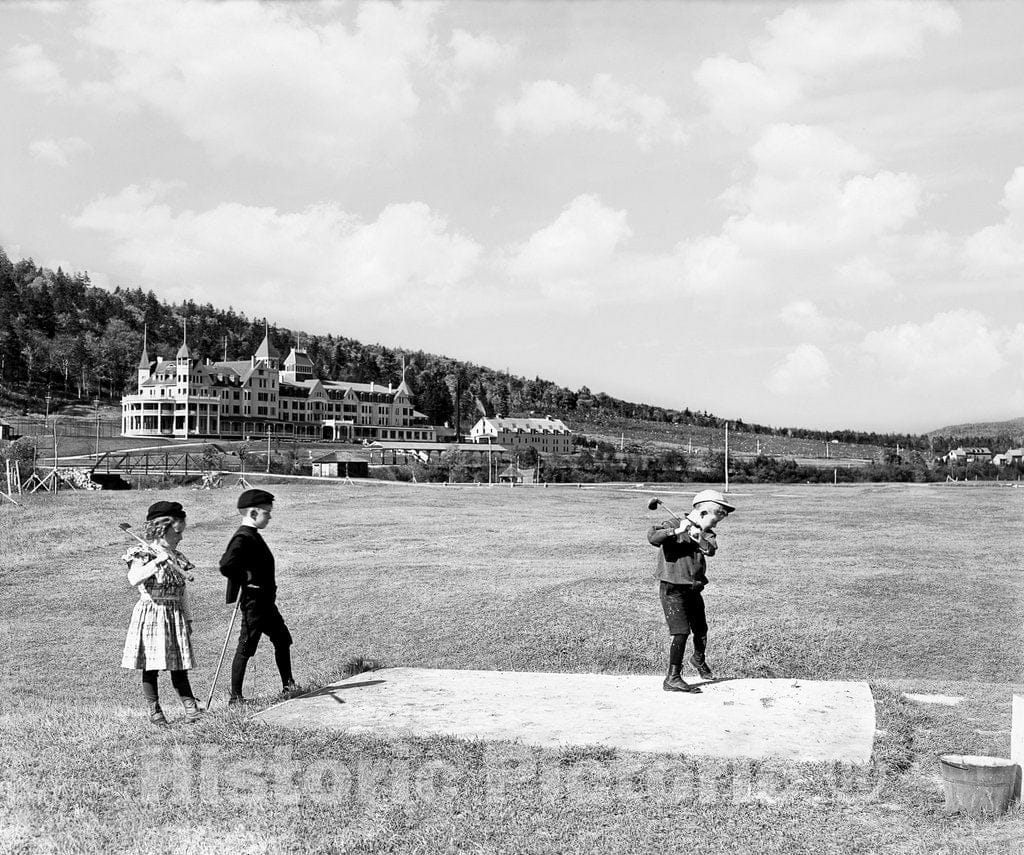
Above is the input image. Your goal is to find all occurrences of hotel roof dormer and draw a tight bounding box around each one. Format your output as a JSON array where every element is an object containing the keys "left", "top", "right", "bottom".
[{"left": 282, "top": 347, "right": 314, "bottom": 382}]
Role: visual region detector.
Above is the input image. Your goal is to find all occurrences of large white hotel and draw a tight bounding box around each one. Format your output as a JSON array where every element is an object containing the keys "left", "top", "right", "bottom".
[{"left": 120, "top": 330, "right": 436, "bottom": 442}]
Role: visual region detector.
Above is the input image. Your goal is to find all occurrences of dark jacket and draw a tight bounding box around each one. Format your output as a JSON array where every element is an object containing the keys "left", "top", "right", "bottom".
[
  {"left": 219, "top": 525, "right": 276, "bottom": 605},
  {"left": 648, "top": 520, "right": 717, "bottom": 588}
]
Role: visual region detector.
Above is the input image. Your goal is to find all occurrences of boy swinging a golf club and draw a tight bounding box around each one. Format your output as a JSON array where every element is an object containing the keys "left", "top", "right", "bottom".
[
  {"left": 219, "top": 489, "right": 299, "bottom": 704},
  {"left": 648, "top": 489, "right": 735, "bottom": 693}
]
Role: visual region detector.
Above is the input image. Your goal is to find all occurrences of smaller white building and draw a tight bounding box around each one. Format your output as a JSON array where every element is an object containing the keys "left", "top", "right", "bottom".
[
  {"left": 944, "top": 446, "right": 993, "bottom": 465},
  {"left": 469, "top": 415, "right": 572, "bottom": 456}
]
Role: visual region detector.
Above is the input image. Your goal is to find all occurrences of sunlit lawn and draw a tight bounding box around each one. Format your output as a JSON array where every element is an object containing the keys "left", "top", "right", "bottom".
[{"left": 1, "top": 480, "right": 1022, "bottom": 853}]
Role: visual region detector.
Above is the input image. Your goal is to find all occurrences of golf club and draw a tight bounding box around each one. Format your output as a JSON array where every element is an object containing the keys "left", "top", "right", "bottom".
[
  {"left": 206, "top": 595, "right": 241, "bottom": 710},
  {"left": 118, "top": 522, "right": 194, "bottom": 580},
  {"left": 646, "top": 497, "right": 717, "bottom": 551},
  {"left": 646, "top": 496, "right": 682, "bottom": 520}
]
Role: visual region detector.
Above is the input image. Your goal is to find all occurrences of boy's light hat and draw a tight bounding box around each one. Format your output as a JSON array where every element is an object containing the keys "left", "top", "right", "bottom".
[{"left": 691, "top": 489, "right": 736, "bottom": 512}]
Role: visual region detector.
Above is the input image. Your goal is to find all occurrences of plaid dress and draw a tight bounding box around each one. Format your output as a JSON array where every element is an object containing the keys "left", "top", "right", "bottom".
[{"left": 120, "top": 545, "right": 196, "bottom": 671}]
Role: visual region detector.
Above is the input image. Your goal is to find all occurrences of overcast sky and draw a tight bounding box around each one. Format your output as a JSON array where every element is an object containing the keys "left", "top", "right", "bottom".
[{"left": 3, "top": 0, "right": 1024, "bottom": 433}]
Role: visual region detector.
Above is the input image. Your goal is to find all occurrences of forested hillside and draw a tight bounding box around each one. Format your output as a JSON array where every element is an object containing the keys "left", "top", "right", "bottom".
[{"left": 0, "top": 248, "right": 935, "bottom": 451}]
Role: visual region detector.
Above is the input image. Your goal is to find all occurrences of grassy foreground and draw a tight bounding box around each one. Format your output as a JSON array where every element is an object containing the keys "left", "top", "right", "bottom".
[{"left": 1, "top": 481, "right": 1022, "bottom": 854}]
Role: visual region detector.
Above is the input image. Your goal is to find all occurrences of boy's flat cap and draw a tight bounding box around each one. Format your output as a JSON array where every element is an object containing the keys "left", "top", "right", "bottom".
[
  {"left": 237, "top": 488, "right": 275, "bottom": 509},
  {"left": 691, "top": 489, "right": 736, "bottom": 512}
]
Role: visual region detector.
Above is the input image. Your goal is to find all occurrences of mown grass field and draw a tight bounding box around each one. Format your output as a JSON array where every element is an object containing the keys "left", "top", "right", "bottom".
[{"left": 1, "top": 481, "right": 1022, "bottom": 854}]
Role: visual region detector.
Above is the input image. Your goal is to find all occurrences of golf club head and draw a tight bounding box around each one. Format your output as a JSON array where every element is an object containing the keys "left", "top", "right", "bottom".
[
  {"left": 647, "top": 498, "right": 662, "bottom": 511},
  {"left": 119, "top": 522, "right": 132, "bottom": 531}
]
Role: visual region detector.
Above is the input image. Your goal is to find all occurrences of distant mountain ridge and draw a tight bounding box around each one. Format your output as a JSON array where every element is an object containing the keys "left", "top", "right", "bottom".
[
  {"left": 928, "top": 417, "right": 1024, "bottom": 438},
  {"left": 0, "top": 247, "right": 998, "bottom": 454}
]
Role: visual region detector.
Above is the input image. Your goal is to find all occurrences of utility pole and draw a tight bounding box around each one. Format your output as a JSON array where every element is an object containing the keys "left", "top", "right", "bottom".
[
  {"left": 724, "top": 422, "right": 730, "bottom": 492},
  {"left": 94, "top": 398, "right": 101, "bottom": 456}
]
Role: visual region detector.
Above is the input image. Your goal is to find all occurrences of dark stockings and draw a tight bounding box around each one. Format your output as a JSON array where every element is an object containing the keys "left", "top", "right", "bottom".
[
  {"left": 693, "top": 635, "right": 707, "bottom": 658},
  {"left": 231, "top": 643, "right": 294, "bottom": 697},
  {"left": 668, "top": 634, "right": 688, "bottom": 672},
  {"left": 142, "top": 670, "right": 159, "bottom": 703},
  {"left": 230, "top": 652, "right": 249, "bottom": 698},
  {"left": 142, "top": 669, "right": 193, "bottom": 703},
  {"left": 169, "top": 670, "right": 194, "bottom": 698},
  {"left": 275, "top": 645, "right": 294, "bottom": 687}
]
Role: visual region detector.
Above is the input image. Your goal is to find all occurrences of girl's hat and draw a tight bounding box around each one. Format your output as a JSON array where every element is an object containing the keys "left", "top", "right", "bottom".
[{"left": 146, "top": 500, "right": 186, "bottom": 520}]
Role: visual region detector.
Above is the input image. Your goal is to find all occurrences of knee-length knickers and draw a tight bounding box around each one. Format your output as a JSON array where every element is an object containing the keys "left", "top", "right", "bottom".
[{"left": 659, "top": 582, "right": 707, "bottom": 636}]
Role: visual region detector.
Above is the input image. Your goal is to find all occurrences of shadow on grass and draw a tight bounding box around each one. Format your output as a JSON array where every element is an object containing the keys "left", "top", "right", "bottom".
[{"left": 295, "top": 678, "right": 387, "bottom": 704}]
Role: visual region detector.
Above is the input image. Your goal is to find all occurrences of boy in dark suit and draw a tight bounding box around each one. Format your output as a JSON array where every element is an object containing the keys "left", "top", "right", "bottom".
[{"left": 219, "top": 489, "right": 298, "bottom": 704}]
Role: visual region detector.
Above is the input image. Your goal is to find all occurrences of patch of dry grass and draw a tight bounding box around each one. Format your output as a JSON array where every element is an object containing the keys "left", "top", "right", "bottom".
[{"left": 1, "top": 481, "right": 1022, "bottom": 853}]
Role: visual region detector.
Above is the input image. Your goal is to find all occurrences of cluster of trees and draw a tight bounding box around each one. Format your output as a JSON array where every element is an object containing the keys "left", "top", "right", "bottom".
[
  {"left": 387, "top": 443, "right": 1013, "bottom": 485},
  {"left": 0, "top": 249, "right": 983, "bottom": 456},
  {"left": 931, "top": 432, "right": 1024, "bottom": 452}
]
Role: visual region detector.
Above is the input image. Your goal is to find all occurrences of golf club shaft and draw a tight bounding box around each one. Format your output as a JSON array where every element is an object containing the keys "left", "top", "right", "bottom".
[
  {"left": 650, "top": 499, "right": 710, "bottom": 547},
  {"left": 206, "top": 596, "right": 241, "bottom": 710}
]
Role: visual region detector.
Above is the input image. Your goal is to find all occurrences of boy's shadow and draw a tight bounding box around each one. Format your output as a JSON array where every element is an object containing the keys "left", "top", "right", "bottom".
[{"left": 281, "top": 678, "right": 387, "bottom": 706}]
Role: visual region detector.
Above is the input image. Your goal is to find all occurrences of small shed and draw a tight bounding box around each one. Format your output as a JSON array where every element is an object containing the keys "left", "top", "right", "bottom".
[
  {"left": 498, "top": 464, "right": 535, "bottom": 485},
  {"left": 311, "top": 450, "right": 369, "bottom": 479}
]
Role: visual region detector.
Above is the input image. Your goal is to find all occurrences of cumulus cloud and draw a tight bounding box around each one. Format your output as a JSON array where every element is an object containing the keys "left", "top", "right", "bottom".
[
  {"left": 29, "top": 136, "right": 90, "bottom": 167},
  {"left": 765, "top": 344, "right": 831, "bottom": 395},
  {"left": 833, "top": 257, "right": 898, "bottom": 295},
  {"left": 754, "top": 1, "right": 959, "bottom": 78},
  {"left": 72, "top": 0, "right": 436, "bottom": 168},
  {"left": 695, "top": 1, "right": 960, "bottom": 130},
  {"left": 672, "top": 234, "right": 752, "bottom": 295},
  {"left": 434, "top": 28, "right": 516, "bottom": 108},
  {"left": 666, "top": 122, "right": 924, "bottom": 311},
  {"left": 448, "top": 28, "right": 516, "bottom": 74},
  {"left": 69, "top": 184, "right": 483, "bottom": 318},
  {"left": 860, "top": 310, "right": 1004, "bottom": 387},
  {"left": 1006, "top": 324, "right": 1024, "bottom": 378},
  {"left": 6, "top": 43, "right": 67, "bottom": 95},
  {"left": 962, "top": 166, "right": 1024, "bottom": 277},
  {"left": 495, "top": 74, "right": 687, "bottom": 149},
  {"left": 779, "top": 300, "right": 824, "bottom": 329},
  {"left": 693, "top": 56, "right": 801, "bottom": 133},
  {"left": 507, "top": 195, "right": 633, "bottom": 297},
  {"left": 10, "top": 1, "right": 508, "bottom": 169},
  {"left": 718, "top": 124, "right": 922, "bottom": 263}
]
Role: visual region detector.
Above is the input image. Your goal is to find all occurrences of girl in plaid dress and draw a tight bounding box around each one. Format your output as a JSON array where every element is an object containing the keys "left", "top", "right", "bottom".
[{"left": 121, "top": 501, "right": 202, "bottom": 725}]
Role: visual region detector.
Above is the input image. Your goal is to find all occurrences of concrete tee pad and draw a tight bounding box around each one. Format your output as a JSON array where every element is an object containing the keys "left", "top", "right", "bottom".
[{"left": 257, "top": 668, "right": 875, "bottom": 763}]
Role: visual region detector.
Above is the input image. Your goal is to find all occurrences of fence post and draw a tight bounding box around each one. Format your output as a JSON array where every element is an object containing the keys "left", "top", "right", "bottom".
[{"left": 1012, "top": 694, "right": 1023, "bottom": 803}]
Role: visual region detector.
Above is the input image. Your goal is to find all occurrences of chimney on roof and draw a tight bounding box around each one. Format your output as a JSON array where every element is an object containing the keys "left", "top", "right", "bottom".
[{"left": 370, "top": 381, "right": 374, "bottom": 392}]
